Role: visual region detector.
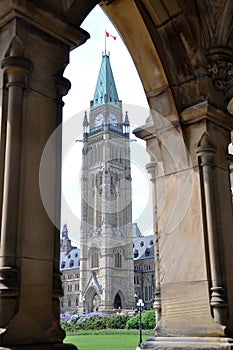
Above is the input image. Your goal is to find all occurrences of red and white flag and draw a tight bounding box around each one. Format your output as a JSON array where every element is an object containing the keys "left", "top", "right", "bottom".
[{"left": 106, "top": 31, "right": 117, "bottom": 40}]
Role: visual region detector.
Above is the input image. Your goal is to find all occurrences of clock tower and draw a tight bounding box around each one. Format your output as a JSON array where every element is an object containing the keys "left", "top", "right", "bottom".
[{"left": 79, "top": 54, "right": 134, "bottom": 313}]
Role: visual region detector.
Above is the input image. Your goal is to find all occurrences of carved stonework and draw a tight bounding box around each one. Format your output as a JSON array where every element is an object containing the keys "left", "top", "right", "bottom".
[{"left": 207, "top": 49, "right": 233, "bottom": 90}]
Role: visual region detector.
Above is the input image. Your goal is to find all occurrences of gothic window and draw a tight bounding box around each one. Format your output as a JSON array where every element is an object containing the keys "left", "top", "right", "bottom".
[
  {"left": 67, "top": 284, "right": 72, "bottom": 292},
  {"left": 115, "top": 250, "right": 122, "bottom": 268},
  {"left": 76, "top": 297, "right": 79, "bottom": 306},
  {"left": 61, "top": 298, "right": 64, "bottom": 308},
  {"left": 134, "top": 249, "right": 139, "bottom": 258},
  {"left": 61, "top": 261, "right": 65, "bottom": 269},
  {"left": 68, "top": 298, "right": 71, "bottom": 307},
  {"left": 69, "top": 260, "right": 74, "bottom": 267},
  {"left": 149, "top": 286, "right": 152, "bottom": 301},
  {"left": 90, "top": 249, "right": 99, "bottom": 269}
]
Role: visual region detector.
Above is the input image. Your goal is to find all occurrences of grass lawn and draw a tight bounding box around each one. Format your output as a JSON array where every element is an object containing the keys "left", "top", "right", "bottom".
[{"left": 64, "top": 330, "right": 154, "bottom": 350}]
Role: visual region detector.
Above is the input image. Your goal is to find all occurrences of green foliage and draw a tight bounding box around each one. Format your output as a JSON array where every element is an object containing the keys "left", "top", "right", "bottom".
[
  {"left": 106, "top": 315, "right": 129, "bottom": 329},
  {"left": 142, "top": 310, "right": 156, "bottom": 329},
  {"left": 126, "top": 310, "right": 155, "bottom": 330},
  {"left": 85, "top": 316, "right": 108, "bottom": 330},
  {"left": 62, "top": 311, "right": 155, "bottom": 333},
  {"left": 125, "top": 313, "right": 140, "bottom": 329},
  {"left": 62, "top": 315, "right": 129, "bottom": 332}
]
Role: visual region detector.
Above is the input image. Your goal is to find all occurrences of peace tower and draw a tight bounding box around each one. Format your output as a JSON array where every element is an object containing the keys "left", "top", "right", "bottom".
[{"left": 79, "top": 53, "right": 134, "bottom": 313}]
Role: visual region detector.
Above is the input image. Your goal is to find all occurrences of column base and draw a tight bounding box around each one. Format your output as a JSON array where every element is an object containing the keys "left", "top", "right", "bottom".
[
  {"left": 0, "top": 343, "right": 77, "bottom": 350},
  {"left": 141, "top": 337, "right": 233, "bottom": 349}
]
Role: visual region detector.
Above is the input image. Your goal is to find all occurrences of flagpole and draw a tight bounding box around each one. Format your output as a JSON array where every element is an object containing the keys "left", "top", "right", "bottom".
[{"left": 105, "top": 30, "right": 106, "bottom": 55}]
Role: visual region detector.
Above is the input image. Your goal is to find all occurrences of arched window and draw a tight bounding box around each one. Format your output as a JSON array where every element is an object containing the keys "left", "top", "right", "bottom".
[
  {"left": 91, "top": 249, "right": 99, "bottom": 269},
  {"left": 68, "top": 298, "right": 71, "bottom": 307},
  {"left": 115, "top": 251, "right": 122, "bottom": 268}
]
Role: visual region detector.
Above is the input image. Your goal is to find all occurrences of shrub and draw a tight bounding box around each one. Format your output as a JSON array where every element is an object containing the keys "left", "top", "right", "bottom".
[
  {"left": 125, "top": 313, "right": 140, "bottom": 329},
  {"left": 126, "top": 310, "right": 155, "bottom": 330},
  {"left": 106, "top": 315, "right": 129, "bottom": 329},
  {"left": 142, "top": 310, "right": 155, "bottom": 329},
  {"left": 85, "top": 316, "right": 108, "bottom": 330},
  {"left": 61, "top": 311, "right": 155, "bottom": 332}
]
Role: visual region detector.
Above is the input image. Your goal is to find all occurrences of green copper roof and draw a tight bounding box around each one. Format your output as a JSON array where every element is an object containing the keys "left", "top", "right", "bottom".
[
  {"left": 92, "top": 54, "right": 121, "bottom": 110},
  {"left": 132, "top": 223, "right": 142, "bottom": 238}
]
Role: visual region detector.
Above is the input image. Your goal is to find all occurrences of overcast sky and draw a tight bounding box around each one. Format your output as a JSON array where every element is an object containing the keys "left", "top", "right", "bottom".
[{"left": 61, "top": 5, "right": 153, "bottom": 245}]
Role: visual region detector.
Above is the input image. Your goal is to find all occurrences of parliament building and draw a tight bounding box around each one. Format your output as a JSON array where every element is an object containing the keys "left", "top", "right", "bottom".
[{"left": 60, "top": 53, "right": 155, "bottom": 314}]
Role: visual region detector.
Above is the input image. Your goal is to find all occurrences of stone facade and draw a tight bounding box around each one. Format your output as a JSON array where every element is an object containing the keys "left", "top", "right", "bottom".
[{"left": 60, "top": 224, "right": 155, "bottom": 313}]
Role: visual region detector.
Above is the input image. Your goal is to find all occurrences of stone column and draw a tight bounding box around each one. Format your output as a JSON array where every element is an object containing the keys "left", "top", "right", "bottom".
[
  {"left": 52, "top": 76, "right": 71, "bottom": 322},
  {"left": 146, "top": 161, "right": 161, "bottom": 325},
  {"left": 135, "top": 103, "right": 233, "bottom": 349},
  {"left": 196, "top": 134, "right": 228, "bottom": 326},
  {"left": 0, "top": 2, "right": 89, "bottom": 349},
  {"left": 0, "top": 39, "right": 33, "bottom": 329}
]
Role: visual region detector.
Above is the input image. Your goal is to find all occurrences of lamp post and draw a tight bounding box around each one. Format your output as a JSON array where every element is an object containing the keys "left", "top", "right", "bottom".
[
  {"left": 82, "top": 296, "right": 86, "bottom": 314},
  {"left": 134, "top": 293, "right": 138, "bottom": 311},
  {"left": 137, "top": 298, "right": 144, "bottom": 347}
]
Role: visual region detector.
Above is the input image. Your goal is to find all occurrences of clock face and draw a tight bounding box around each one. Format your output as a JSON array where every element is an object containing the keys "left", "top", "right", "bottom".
[
  {"left": 109, "top": 113, "right": 118, "bottom": 124},
  {"left": 94, "top": 113, "right": 104, "bottom": 126}
]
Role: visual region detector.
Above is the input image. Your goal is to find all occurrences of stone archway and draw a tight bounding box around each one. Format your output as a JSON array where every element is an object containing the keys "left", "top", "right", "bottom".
[
  {"left": 92, "top": 293, "right": 100, "bottom": 312},
  {"left": 114, "top": 293, "right": 122, "bottom": 310},
  {"left": 85, "top": 287, "right": 101, "bottom": 313},
  {"left": 0, "top": 1, "right": 232, "bottom": 350}
]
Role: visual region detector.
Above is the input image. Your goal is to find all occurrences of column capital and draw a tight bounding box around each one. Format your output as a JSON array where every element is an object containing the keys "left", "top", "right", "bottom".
[
  {"left": 55, "top": 76, "right": 71, "bottom": 98},
  {"left": 146, "top": 162, "right": 158, "bottom": 182},
  {"left": 196, "top": 134, "right": 217, "bottom": 167},
  {"left": 1, "top": 56, "right": 33, "bottom": 86}
]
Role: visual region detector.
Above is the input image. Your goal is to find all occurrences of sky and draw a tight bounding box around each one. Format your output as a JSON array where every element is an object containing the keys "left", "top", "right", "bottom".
[{"left": 60, "top": 5, "right": 153, "bottom": 245}]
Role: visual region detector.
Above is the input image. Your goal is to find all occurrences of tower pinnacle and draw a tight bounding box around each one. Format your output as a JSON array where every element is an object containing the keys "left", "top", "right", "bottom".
[{"left": 91, "top": 54, "right": 122, "bottom": 110}]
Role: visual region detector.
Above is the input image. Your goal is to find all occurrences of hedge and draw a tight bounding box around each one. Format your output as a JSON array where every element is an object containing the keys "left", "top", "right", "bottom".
[{"left": 61, "top": 311, "right": 155, "bottom": 332}]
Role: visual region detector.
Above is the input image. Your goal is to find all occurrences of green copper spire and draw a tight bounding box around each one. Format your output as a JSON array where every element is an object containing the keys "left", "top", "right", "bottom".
[{"left": 91, "top": 54, "right": 121, "bottom": 110}]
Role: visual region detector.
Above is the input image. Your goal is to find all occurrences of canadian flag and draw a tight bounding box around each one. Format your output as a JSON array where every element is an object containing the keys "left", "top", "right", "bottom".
[{"left": 106, "top": 31, "right": 117, "bottom": 40}]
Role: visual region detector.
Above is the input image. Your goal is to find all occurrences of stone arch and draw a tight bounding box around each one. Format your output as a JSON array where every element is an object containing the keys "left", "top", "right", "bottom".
[
  {"left": 114, "top": 293, "right": 122, "bottom": 309},
  {"left": 113, "top": 289, "right": 126, "bottom": 310},
  {"left": 101, "top": 1, "right": 179, "bottom": 122},
  {"left": 0, "top": 1, "right": 233, "bottom": 348},
  {"left": 85, "top": 286, "right": 101, "bottom": 313}
]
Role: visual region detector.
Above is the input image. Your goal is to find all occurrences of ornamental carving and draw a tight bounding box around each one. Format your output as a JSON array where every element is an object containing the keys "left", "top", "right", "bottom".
[{"left": 207, "top": 50, "right": 233, "bottom": 90}]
